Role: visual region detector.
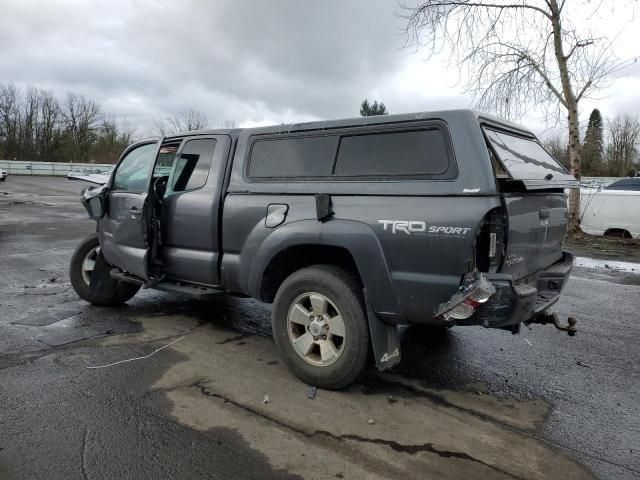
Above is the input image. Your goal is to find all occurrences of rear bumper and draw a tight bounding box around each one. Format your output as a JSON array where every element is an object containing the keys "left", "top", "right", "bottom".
[{"left": 473, "top": 251, "right": 573, "bottom": 328}]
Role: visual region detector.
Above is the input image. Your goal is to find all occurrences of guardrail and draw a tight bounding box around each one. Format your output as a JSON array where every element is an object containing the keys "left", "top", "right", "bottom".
[
  {"left": 0, "top": 160, "right": 113, "bottom": 177},
  {"left": 0, "top": 160, "right": 625, "bottom": 187}
]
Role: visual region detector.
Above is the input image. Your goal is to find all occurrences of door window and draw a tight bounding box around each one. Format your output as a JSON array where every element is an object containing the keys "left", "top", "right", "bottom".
[
  {"left": 169, "top": 138, "right": 217, "bottom": 192},
  {"left": 112, "top": 142, "right": 157, "bottom": 192},
  {"left": 153, "top": 143, "right": 181, "bottom": 179}
]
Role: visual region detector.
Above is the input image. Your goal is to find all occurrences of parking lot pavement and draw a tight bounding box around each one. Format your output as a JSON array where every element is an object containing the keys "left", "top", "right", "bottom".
[{"left": 1, "top": 176, "right": 639, "bottom": 480}]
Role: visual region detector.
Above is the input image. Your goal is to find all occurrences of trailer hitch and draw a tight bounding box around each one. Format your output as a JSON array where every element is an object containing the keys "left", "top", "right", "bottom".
[{"left": 529, "top": 311, "right": 577, "bottom": 336}]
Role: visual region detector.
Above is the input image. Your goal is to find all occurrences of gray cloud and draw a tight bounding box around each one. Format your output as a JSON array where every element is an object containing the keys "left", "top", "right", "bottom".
[
  {"left": 0, "top": 0, "right": 407, "bottom": 128},
  {"left": 1, "top": 0, "right": 638, "bottom": 134}
]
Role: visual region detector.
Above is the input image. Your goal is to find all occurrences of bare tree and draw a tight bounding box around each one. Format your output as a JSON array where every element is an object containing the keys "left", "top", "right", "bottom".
[
  {"left": 606, "top": 114, "right": 640, "bottom": 176},
  {"left": 1, "top": 83, "right": 63, "bottom": 161},
  {"left": 542, "top": 135, "right": 569, "bottom": 169},
  {"left": 21, "top": 86, "right": 40, "bottom": 159},
  {"left": 180, "top": 108, "right": 209, "bottom": 131},
  {"left": 401, "top": 0, "right": 637, "bottom": 233},
  {"left": 94, "top": 116, "right": 137, "bottom": 164},
  {"left": 221, "top": 119, "right": 237, "bottom": 129},
  {"left": 153, "top": 108, "right": 209, "bottom": 135},
  {"left": 62, "top": 92, "right": 101, "bottom": 162},
  {"left": 36, "top": 89, "right": 61, "bottom": 161},
  {"left": 152, "top": 117, "right": 171, "bottom": 137},
  {"left": 0, "top": 82, "right": 21, "bottom": 159},
  {"left": 0, "top": 84, "right": 140, "bottom": 162}
]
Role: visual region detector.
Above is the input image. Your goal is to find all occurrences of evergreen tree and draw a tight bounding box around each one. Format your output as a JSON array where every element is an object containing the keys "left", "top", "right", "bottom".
[
  {"left": 582, "top": 108, "right": 604, "bottom": 175},
  {"left": 360, "top": 99, "right": 388, "bottom": 116}
]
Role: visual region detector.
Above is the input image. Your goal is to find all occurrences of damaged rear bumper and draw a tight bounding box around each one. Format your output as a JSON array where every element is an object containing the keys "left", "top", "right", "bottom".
[{"left": 472, "top": 251, "right": 574, "bottom": 329}]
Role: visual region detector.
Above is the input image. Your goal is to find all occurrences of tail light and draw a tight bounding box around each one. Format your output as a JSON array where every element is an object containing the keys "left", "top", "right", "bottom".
[
  {"left": 435, "top": 275, "right": 496, "bottom": 321},
  {"left": 475, "top": 208, "right": 506, "bottom": 272}
]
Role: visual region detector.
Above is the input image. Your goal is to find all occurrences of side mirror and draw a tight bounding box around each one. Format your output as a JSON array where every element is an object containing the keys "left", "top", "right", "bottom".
[
  {"left": 81, "top": 184, "right": 107, "bottom": 220},
  {"left": 86, "top": 196, "right": 105, "bottom": 220}
]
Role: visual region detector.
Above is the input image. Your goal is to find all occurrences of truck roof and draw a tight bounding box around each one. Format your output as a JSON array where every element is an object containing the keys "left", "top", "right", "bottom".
[{"left": 162, "top": 109, "right": 535, "bottom": 140}]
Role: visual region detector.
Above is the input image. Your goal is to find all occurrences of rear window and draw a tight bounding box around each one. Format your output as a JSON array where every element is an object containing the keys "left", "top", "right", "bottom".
[
  {"left": 485, "top": 128, "right": 571, "bottom": 181},
  {"left": 248, "top": 136, "right": 337, "bottom": 178},
  {"left": 334, "top": 129, "right": 450, "bottom": 177}
]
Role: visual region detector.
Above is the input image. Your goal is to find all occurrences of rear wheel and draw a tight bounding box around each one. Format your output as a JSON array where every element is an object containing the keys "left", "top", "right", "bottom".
[
  {"left": 272, "top": 265, "right": 370, "bottom": 390},
  {"left": 70, "top": 234, "right": 140, "bottom": 306}
]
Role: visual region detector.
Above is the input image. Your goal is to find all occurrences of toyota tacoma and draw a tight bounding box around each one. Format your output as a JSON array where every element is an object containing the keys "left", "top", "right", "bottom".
[{"left": 71, "top": 110, "right": 579, "bottom": 389}]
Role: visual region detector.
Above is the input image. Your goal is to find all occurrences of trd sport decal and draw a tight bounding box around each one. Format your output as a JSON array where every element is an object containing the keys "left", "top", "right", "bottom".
[{"left": 378, "top": 220, "right": 471, "bottom": 236}]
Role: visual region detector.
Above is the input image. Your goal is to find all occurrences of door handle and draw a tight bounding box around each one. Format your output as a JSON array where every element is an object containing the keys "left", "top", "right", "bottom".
[{"left": 129, "top": 207, "right": 142, "bottom": 216}]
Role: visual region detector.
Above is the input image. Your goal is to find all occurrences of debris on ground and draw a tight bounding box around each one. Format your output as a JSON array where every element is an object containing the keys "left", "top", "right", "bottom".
[
  {"left": 367, "top": 418, "right": 376, "bottom": 425},
  {"left": 85, "top": 335, "right": 187, "bottom": 369},
  {"left": 263, "top": 394, "right": 270, "bottom": 404},
  {"left": 307, "top": 385, "right": 318, "bottom": 400}
]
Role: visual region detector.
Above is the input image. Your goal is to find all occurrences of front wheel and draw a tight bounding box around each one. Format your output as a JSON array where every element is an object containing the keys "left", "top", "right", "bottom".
[
  {"left": 69, "top": 234, "right": 140, "bottom": 306},
  {"left": 272, "top": 265, "right": 370, "bottom": 390}
]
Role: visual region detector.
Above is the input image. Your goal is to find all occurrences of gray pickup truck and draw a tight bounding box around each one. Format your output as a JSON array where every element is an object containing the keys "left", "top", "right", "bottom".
[{"left": 71, "top": 109, "right": 579, "bottom": 389}]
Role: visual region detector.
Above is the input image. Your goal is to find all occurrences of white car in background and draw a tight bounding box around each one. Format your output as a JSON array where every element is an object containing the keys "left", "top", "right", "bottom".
[
  {"left": 0, "top": 169, "right": 7, "bottom": 181},
  {"left": 581, "top": 178, "right": 640, "bottom": 239}
]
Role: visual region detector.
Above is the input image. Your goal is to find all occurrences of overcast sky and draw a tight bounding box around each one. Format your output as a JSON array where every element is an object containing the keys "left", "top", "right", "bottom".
[{"left": 1, "top": 0, "right": 638, "bottom": 137}]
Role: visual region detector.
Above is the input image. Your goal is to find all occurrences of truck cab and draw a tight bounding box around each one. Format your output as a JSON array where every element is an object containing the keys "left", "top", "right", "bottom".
[{"left": 71, "top": 109, "right": 579, "bottom": 389}]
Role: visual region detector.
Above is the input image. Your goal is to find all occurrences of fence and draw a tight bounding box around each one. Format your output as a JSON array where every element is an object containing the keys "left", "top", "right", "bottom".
[
  {"left": 0, "top": 160, "right": 113, "bottom": 177},
  {"left": 0, "top": 161, "right": 625, "bottom": 187}
]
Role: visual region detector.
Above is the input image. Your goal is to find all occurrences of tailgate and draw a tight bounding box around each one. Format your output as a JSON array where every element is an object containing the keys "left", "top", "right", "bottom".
[{"left": 501, "top": 193, "right": 568, "bottom": 280}]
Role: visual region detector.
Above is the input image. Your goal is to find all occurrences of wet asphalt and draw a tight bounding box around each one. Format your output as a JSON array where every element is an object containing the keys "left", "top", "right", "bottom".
[{"left": 1, "top": 176, "right": 639, "bottom": 479}]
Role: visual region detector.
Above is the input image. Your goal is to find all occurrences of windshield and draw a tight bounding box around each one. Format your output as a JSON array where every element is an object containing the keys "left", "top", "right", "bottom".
[
  {"left": 485, "top": 128, "right": 572, "bottom": 181},
  {"left": 605, "top": 179, "right": 640, "bottom": 191}
]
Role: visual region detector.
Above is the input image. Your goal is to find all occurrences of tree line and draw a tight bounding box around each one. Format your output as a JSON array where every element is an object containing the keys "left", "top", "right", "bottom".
[
  {"left": 544, "top": 108, "right": 640, "bottom": 177},
  {"left": 0, "top": 82, "right": 215, "bottom": 164},
  {"left": 0, "top": 82, "right": 135, "bottom": 163}
]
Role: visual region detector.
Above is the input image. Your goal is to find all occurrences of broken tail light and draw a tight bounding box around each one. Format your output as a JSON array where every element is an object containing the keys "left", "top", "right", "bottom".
[
  {"left": 475, "top": 208, "right": 506, "bottom": 272},
  {"left": 435, "top": 275, "right": 496, "bottom": 321}
]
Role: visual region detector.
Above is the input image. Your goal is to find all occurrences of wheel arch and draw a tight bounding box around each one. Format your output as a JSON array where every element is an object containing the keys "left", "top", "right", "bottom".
[
  {"left": 248, "top": 219, "right": 404, "bottom": 321},
  {"left": 604, "top": 228, "right": 633, "bottom": 239}
]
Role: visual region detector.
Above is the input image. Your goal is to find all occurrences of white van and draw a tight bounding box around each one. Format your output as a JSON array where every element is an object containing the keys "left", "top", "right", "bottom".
[{"left": 581, "top": 181, "right": 640, "bottom": 239}]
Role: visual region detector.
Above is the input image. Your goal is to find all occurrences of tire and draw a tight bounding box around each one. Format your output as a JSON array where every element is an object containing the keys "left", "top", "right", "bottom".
[
  {"left": 272, "top": 265, "right": 370, "bottom": 390},
  {"left": 69, "top": 234, "right": 140, "bottom": 306}
]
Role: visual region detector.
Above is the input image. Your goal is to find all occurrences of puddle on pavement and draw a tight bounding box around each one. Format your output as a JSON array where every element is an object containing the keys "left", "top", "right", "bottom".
[
  {"left": 11, "top": 303, "right": 142, "bottom": 347},
  {"left": 37, "top": 326, "right": 102, "bottom": 346},
  {"left": 11, "top": 307, "right": 82, "bottom": 326}
]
